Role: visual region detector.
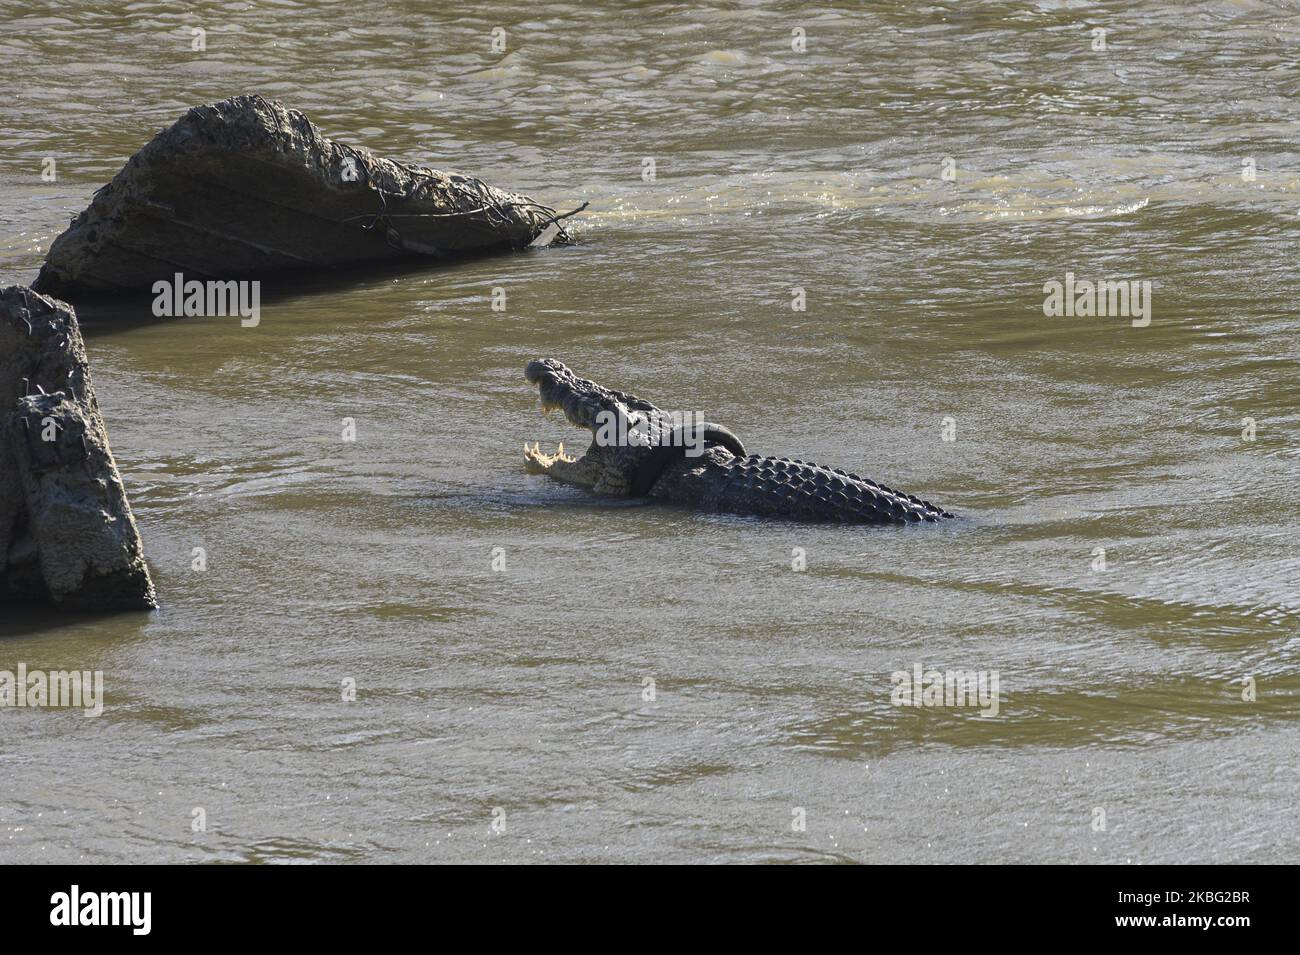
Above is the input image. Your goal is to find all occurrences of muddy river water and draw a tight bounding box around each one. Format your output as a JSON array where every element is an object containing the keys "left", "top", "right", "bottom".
[{"left": 1, "top": 1, "right": 1297, "bottom": 862}]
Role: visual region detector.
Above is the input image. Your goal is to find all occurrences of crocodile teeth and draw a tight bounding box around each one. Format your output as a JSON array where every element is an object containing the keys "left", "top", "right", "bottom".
[{"left": 523, "top": 441, "right": 575, "bottom": 467}]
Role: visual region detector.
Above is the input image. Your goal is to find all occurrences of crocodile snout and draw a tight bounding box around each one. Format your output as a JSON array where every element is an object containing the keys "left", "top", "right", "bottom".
[{"left": 525, "top": 358, "right": 569, "bottom": 385}]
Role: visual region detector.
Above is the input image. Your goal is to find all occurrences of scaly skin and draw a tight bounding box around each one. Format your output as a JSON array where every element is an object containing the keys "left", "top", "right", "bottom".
[
  {"left": 522, "top": 358, "right": 953, "bottom": 525},
  {"left": 650, "top": 447, "right": 952, "bottom": 524}
]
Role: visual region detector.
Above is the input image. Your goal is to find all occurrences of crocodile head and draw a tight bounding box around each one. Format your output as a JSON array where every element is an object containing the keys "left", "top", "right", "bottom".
[
  {"left": 522, "top": 358, "right": 664, "bottom": 495},
  {"left": 522, "top": 358, "right": 747, "bottom": 496}
]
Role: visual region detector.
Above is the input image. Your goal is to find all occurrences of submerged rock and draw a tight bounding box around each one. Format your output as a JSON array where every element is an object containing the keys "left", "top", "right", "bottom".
[
  {"left": 32, "top": 94, "right": 575, "bottom": 298},
  {"left": 0, "top": 286, "right": 156, "bottom": 610}
]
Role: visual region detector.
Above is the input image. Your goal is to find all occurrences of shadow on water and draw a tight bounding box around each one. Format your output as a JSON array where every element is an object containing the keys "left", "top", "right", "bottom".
[
  {"left": 0, "top": 602, "right": 154, "bottom": 640},
  {"left": 61, "top": 242, "right": 582, "bottom": 337}
]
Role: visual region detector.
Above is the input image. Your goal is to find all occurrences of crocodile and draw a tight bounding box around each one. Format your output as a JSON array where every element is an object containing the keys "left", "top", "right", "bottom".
[{"left": 522, "top": 359, "right": 953, "bottom": 525}]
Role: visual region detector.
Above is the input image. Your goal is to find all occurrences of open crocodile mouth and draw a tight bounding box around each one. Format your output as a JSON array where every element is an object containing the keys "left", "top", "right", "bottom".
[
  {"left": 521, "top": 358, "right": 604, "bottom": 481},
  {"left": 522, "top": 393, "right": 582, "bottom": 472},
  {"left": 520, "top": 358, "right": 747, "bottom": 496}
]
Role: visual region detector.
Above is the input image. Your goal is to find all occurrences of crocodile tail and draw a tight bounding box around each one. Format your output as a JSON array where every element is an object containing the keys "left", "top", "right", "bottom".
[{"left": 711, "top": 455, "right": 953, "bottom": 524}]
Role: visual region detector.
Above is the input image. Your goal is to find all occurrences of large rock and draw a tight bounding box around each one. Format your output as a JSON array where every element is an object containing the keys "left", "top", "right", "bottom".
[
  {"left": 0, "top": 286, "right": 156, "bottom": 610},
  {"left": 32, "top": 94, "right": 572, "bottom": 297}
]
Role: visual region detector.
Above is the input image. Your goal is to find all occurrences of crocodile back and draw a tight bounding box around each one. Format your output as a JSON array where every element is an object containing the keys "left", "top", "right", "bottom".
[{"left": 650, "top": 449, "right": 953, "bottom": 525}]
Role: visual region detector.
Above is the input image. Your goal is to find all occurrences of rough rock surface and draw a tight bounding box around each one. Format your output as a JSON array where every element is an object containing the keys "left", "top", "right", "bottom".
[
  {"left": 33, "top": 94, "right": 569, "bottom": 297},
  {"left": 0, "top": 286, "right": 156, "bottom": 609}
]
